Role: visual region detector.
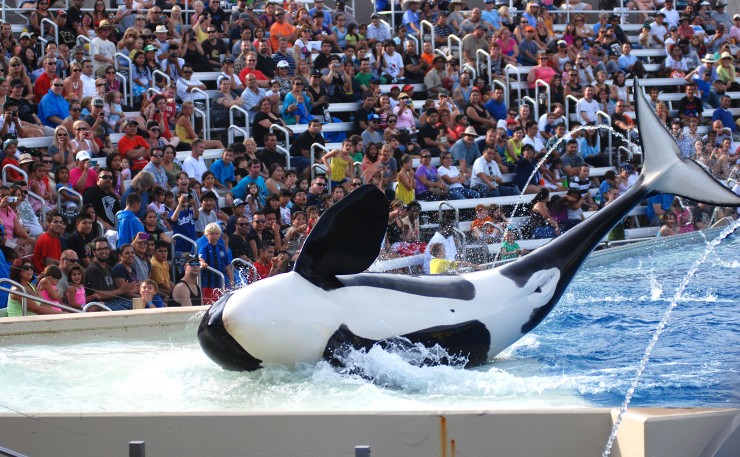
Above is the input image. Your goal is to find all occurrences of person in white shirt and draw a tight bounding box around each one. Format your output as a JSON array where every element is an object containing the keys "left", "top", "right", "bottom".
[
  {"left": 91, "top": 20, "right": 117, "bottom": 74},
  {"left": 659, "top": 0, "right": 680, "bottom": 28},
  {"left": 649, "top": 13, "right": 668, "bottom": 49},
  {"left": 176, "top": 64, "right": 207, "bottom": 103},
  {"left": 522, "top": 121, "right": 546, "bottom": 154},
  {"left": 470, "top": 146, "right": 517, "bottom": 197},
  {"left": 181, "top": 139, "right": 208, "bottom": 183},
  {"left": 366, "top": 13, "right": 391, "bottom": 45},
  {"left": 80, "top": 59, "right": 97, "bottom": 98},
  {"left": 382, "top": 40, "right": 405, "bottom": 81},
  {"left": 576, "top": 86, "right": 600, "bottom": 126}
]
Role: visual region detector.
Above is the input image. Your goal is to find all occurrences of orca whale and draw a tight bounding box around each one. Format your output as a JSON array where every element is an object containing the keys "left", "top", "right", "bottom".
[{"left": 198, "top": 79, "right": 740, "bottom": 371}]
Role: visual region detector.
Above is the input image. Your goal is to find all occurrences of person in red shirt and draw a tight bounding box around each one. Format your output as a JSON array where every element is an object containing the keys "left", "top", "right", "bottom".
[
  {"left": 32, "top": 211, "right": 65, "bottom": 273},
  {"left": 117, "top": 119, "right": 151, "bottom": 174},
  {"left": 34, "top": 57, "right": 61, "bottom": 105},
  {"left": 1, "top": 139, "right": 22, "bottom": 182},
  {"left": 238, "top": 52, "right": 270, "bottom": 87},
  {"left": 252, "top": 242, "right": 288, "bottom": 279}
]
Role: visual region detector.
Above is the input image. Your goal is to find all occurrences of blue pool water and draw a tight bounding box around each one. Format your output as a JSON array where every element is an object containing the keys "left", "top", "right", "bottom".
[{"left": 0, "top": 234, "right": 738, "bottom": 413}]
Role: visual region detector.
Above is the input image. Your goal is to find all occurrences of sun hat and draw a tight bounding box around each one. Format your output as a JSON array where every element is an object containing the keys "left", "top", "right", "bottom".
[{"left": 462, "top": 126, "right": 478, "bottom": 137}]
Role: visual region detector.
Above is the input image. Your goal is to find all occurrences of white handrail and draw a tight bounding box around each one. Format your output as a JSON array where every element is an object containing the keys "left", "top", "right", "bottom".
[
  {"left": 505, "top": 64, "right": 521, "bottom": 104},
  {"left": 191, "top": 105, "right": 208, "bottom": 141},
  {"left": 447, "top": 34, "right": 463, "bottom": 67},
  {"left": 492, "top": 79, "right": 507, "bottom": 103},
  {"left": 476, "top": 49, "right": 492, "bottom": 87},
  {"left": 434, "top": 48, "right": 448, "bottom": 59},
  {"left": 269, "top": 124, "right": 291, "bottom": 152},
  {"left": 191, "top": 87, "right": 211, "bottom": 140},
  {"left": 56, "top": 187, "right": 83, "bottom": 212},
  {"left": 420, "top": 20, "right": 435, "bottom": 54},
  {"left": 229, "top": 105, "right": 250, "bottom": 137},
  {"left": 405, "top": 34, "right": 419, "bottom": 56},
  {"left": 276, "top": 145, "right": 291, "bottom": 171},
  {"left": 0, "top": 280, "right": 83, "bottom": 316},
  {"left": 310, "top": 143, "right": 332, "bottom": 181},
  {"left": 82, "top": 301, "right": 113, "bottom": 312},
  {"left": 596, "top": 110, "right": 613, "bottom": 166},
  {"left": 228, "top": 125, "right": 249, "bottom": 145},
  {"left": 522, "top": 95, "right": 538, "bottom": 120},
  {"left": 40, "top": 18, "right": 59, "bottom": 47},
  {"left": 462, "top": 63, "right": 476, "bottom": 80},
  {"left": 2, "top": 164, "right": 28, "bottom": 185},
  {"left": 170, "top": 233, "right": 198, "bottom": 285},
  {"left": 114, "top": 52, "right": 134, "bottom": 106},
  {"left": 565, "top": 94, "right": 580, "bottom": 130},
  {"left": 116, "top": 73, "right": 129, "bottom": 107},
  {"left": 534, "top": 79, "right": 551, "bottom": 115},
  {"left": 204, "top": 265, "right": 226, "bottom": 289},
  {"left": 152, "top": 69, "right": 171, "bottom": 88},
  {"left": 231, "top": 258, "right": 258, "bottom": 285},
  {"left": 75, "top": 35, "right": 92, "bottom": 52}
]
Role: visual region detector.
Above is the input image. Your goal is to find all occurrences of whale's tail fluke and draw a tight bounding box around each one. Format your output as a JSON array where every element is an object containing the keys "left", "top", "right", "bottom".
[
  {"left": 502, "top": 77, "right": 740, "bottom": 334},
  {"left": 634, "top": 78, "right": 740, "bottom": 206}
]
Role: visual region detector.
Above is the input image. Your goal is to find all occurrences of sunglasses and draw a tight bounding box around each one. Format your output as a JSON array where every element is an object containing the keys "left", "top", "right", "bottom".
[
  {"left": 72, "top": 68, "right": 82, "bottom": 72},
  {"left": 11, "top": 63, "right": 20, "bottom": 67},
  {"left": 152, "top": 153, "right": 163, "bottom": 157},
  {"left": 421, "top": 155, "right": 431, "bottom": 158},
  {"left": 187, "top": 261, "right": 201, "bottom": 267},
  {"left": 53, "top": 83, "right": 64, "bottom": 87},
  {"left": 20, "top": 265, "right": 34, "bottom": 271},
  {"left": 97, "top": 83, "right": 107, "bottom": 87},
  {"left": 183, "top": 71, "right": 193, "bottom": 74},
  {"left": 42, "top": 159, "right": 53, "bottom": 164},
  {"left": 98, "top": 175, "right": 113, "bottom": 180},
  {"left": 106, "top": 71, "right": 116, "bottom": 74}
]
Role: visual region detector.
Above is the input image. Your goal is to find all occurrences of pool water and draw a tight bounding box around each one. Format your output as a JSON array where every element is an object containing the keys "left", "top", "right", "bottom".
[{"left": 1, "top": 236, "right": 738, "bottom": 413}]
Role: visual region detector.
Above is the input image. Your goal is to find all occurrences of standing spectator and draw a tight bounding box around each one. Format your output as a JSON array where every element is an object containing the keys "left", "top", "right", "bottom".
[
  {"left": 81, "top": 167, "right": 119, "bottom": 230},
  {"left": 170, "top": 191, "right": 200, "bottom": 256},
  {"left": 32, "top": 212, "right": 65, "bottom": 273},
  {"left": 91, "top": 20, "right": 116, "bottom": 74},
  {"left": 198, "top": 222, "right": 233, "bottom": 304},
  {"left": 116, "top": 193, "right": 146, "bottom": 248}
]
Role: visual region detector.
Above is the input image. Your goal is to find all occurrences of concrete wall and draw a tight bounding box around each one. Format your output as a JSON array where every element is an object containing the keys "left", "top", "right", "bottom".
[{"left": 0, "top": 409, "right": 737, "bottom": 457}]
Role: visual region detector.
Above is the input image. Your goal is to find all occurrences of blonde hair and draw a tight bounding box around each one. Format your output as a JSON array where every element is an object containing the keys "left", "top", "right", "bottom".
[{"left": 204, "top": 222, "right": 222, "bottom": 235}]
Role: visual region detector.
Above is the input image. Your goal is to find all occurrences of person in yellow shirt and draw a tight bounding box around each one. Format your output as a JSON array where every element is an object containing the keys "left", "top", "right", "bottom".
[
  {"left": 150, "top": 240, "right": 174, "bottom": 298},
  {"left": 429, "top": 243, "right": 481, "bottom": 274}
]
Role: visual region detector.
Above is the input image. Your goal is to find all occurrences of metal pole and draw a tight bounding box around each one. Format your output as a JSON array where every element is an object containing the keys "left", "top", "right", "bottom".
[
  {"left": 355, "top": 445, "right": 370, "bottom": 457},
  {"left": 129, "top": 441, "right": 145, "bottom": 457}
]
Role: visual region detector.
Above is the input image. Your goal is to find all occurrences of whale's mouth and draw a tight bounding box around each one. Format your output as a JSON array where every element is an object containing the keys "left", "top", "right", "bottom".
[{"left": 198, "top": 292, "right": 263, "bottom": 371}]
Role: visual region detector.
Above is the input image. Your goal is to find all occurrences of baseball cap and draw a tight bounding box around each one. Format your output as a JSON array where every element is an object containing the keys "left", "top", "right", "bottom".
[
  {"left": 20, "top": 32, "right": 32, "bottom": 39},
  {"left": 144, "top": 45, "right": 157, "bottom": 52},
  {"left": 92, "top": 97, "right": 105, "bottom": 107},
  {"left": 3, "top": 138, "right": 18, "bottom": 149},
  {"left": 76, "top": 151, "right": 91, "bottom": 162},
  {"left": 367, "top": 113, "right": 380, "bottom": 122},
  {"left": 277, "top": 60, "right": 290, "bottom": 68},
  {"left": 402, "top": 84, "right": 414, "bottom": 92},
  {"left": 233, "top": 198, "right": 246, "bottom": 207},
  {"left": 310, "top": 69, "right": 322, "bottom": 77},
  {"left": 125, "top": 119, "right": 138, "bottom": 127}
]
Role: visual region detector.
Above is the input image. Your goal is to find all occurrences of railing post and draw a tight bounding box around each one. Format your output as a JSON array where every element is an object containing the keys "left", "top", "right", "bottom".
[
  {"left": 447, "top": 34, "right": 463, "bottom": 67},
  {"left": 461, "top": 63, "right": 476, "bottom": 79},
  {"left": 229, "top": 105, "right": 250, "bottom": 138},
  {"left": 170, "top": 233, "right": 198, "bottom": 286},
  {"left": 565, "top": 94, "right": 580, "bottom": 131},
  {"left": 534, "top": 79, "right": 551, "bottom": 115},
  {"left": 56, "top": 187, "right": 83, "bottom": 212},
  {"left": 191, "top": 87, "right": 211, "bottom": 140},
  {"left": 596, "top": 110, "right": 613, "bottom": 166},
  {"left": 152, "top": 69, "right": 171, "bottom": 88},
  {"left": 310, "top": 142, "right": 331, "bottom": 181},
  {"left": 405, "top": 34, "right": 419, "bottom": 55},
  {"left": 522, "top": 95, "right": 538, "bottom": 120},
  {"left": 40, "top": 18, "right": 59, "bottom": 47},
  {"left": 420, "top": 20, "right": 435, "bottom": 54},
  {"left": 114, "top": 52, "right": 133, "bottom": 106},
  {"left": 505, "top": 64, "right": 521, "bottom": 105},
  {"left": 2, "top": 164, "right": 29, "bottom": 185},
  {"left": 269, "top": 124, "right": 291, "bottom": 153},
  {"left": 476, "top": 49, "right": 492, "bottom": 87}
]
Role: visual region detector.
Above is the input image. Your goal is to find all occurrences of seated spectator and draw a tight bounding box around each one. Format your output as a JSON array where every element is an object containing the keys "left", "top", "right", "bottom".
[
  {"left": 37, "top": 78, "right": 69, "bottom": 129},
  {"left": 32, "top": 211, "right": 64, "bottom": 273},
  {"left": 85, "top": 237, "right": 136, "bottom": 311}
]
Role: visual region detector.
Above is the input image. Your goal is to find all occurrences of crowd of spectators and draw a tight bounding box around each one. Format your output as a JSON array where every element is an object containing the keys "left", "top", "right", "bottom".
[{"left": 0, "top": 0, "right": 739, "bottom": 316}]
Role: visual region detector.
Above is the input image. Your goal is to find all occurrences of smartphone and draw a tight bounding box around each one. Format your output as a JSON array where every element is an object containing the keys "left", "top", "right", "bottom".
[
  {"left": 138, "top": 232, "right": 150, "bottom": 240},
  {"left": 7, "top": 197, "right": 17, "bottom": 203}
]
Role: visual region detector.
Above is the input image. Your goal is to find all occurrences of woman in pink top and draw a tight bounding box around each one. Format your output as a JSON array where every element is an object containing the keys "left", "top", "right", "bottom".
[
  {"left": 69, "top": 152, "right": 99, "bottom": 192},
  {"left": 527, "top": 53, "right": 557, "bottom": 89},
  {"left": 495, "top": 28, "right": 519, "bottom": 65}
]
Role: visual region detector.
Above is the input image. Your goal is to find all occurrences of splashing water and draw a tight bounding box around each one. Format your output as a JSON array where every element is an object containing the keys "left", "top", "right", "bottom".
[{"left": 601, "top": 218, "right": 740, "bottom": 457}]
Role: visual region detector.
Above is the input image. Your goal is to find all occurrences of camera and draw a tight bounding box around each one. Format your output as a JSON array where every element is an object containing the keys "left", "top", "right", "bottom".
[
  {"left": 154, "top": 108, "right": 161, "bottom": 113},
  {"left": 170, "top": 51, "right": 177, "bottom": 58},
  {"left": 7, "top": 197, "right": 17, "bottom": 203},
  {"left": 598, "top": 51, "right": 604, "bottom": 57}
]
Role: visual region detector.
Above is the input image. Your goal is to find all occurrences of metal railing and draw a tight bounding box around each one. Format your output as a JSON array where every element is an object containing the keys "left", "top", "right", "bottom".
[
  {"left": 2, "top": 164, "right": 28, "bottom": 185},
  {"left": 191, "top": 105, "right": 208, "bottom": 141},
  {"left": 492, "top": 79, "right": 507, "bottom": 103},
  {"left": 522, "top": 95, "right": 537, "bottom": 119},
  {"left": 476, "top": 49, "right": 492, "bottom": 87},
  {"left": 462, "top": 63, "right": 476, "bottom": 79},
  {"left": 0, "top": 278, "right": 87, "bottom": 316},
  {"left": 452, "top": 226, "right": 469, "bottom": 262},
  {"left": 438, "top": 200, "right": 459, "bottom": 226},
  {"left": 420, "top": 20, "right": 435, "bottom": 54},
  {"left": 75, "top": 35, "right": 92, "bottom": 52},
  {"left": 40, "top": 18, "right": 59, "bottom": 48},
  {"left": 114, "top": 52, "right": 134, "bottom": 106},
  {"left": 276, "top": 145, "right": 291, "bottom": 170},
  {"left": 152, "top": 69, "right": 171, "bottom": 88},
  {"left": 534, "top": 79, "right": 551, "bottom": 116},
  {"left": 204, "top": 265, "right": 226, "bottom": 290},
  {"left": 170, "top": 233, "right": 198, "bottom": 284},
  {"left": 229, "top": 105, "right": 250, "bottom": 138},
  {"left": 310, "top": 143, "right": 332, "bottom": 181},
  {"left": 447, "top": 34, "right": 463, "bottom": 67},
  {"left": 564, "top": 94, "right": 580, "bottom": 130},
  {"left": 504, "top": 64, "right": 523, "bottom": 104},
  {"left": 231, "top": 258, "right": 258, "bottom": 285},
  {"left": 405, "top": 34, "right": 419, "bottom": 56},
  {"left": 191, "top": 87, "right": 211, "bottom": 140},
  {"left": 56, "top": 187, "right": 83, "bottom": 211},
  {"left": 596, "top": 111, "right": 613, "bottom": 165},
  {"left": 228, "top": 125, "right": 249, "bottom": 146},
  {"left": 269, "top": 123, "right": 291, "bottom": 153}
]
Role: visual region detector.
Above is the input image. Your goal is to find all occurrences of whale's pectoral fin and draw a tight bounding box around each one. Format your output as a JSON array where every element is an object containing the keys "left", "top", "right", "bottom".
[
  {"left": 294, "top": 185, "right": 389, "bottom": 290},
  {"left": 323, "top": 321, "right": 491, "bottom": 368}
]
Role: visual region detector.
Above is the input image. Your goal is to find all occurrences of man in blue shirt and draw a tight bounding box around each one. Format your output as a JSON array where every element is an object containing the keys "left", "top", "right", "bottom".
[
  {"left": 170, "top": 191, "right": 199, "bottom": 255},
  {"left": 402, "top": 0, "right": 421, "bottom": 35},
  {"left": 484, "top": 86, "right": 507, "bottom": 121},
  {"left": 232, "top": 159, "right": 269, "bottom": 203},
  {"left": 37, "top": 78, "right": 69, "bottom": 128},
  {"left": 711, "top": 95, "right": 739, "bottom": 137}
]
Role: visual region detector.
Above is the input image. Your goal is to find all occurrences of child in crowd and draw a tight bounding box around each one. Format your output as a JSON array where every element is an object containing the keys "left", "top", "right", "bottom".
[
  {"left": 499, "top": 230, "right": 528, "bottom": 261},
  {"left": 148, "top": 187, "right": 169, "bottom": 223},
  {"left": 429, "top": 243, "right": 479, "bottom": 274},
  {"left": 120, "top": 158, "right": 132, "bottom": 182},
  {"left": 139, "top": 279, "right": 166, "bottom": 308},
  {"left": 55, "top": 166, "right": 79, "bottom": 209},
  {"left": 305, "top": 206, "right": 320, "bottom": 235},
  {"left": 37, "top": 265, "right": 63, "bottom": 309},
  {"left": 65, "top": 265, "right": 87, "bottom": 311},
  {"left": 106, "top": 91, "right": 125, "bottom": 132},
  {"left": 470, "top": 204, "right": 497, "bottom": 242}
]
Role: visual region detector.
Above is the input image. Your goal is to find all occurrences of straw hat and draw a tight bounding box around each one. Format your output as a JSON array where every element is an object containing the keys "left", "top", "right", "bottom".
[
  {"left": 719, "top": 51, "right": 734, "bottom": 62},
  {"left": 701, "top": 53, "right": 716, "bottom": 64},
  {"left": 462, "top": 126, "right": 478, "bottom": 137},
  {"left": 97, "top": 19, "right": 112, "bottom": 29}
]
